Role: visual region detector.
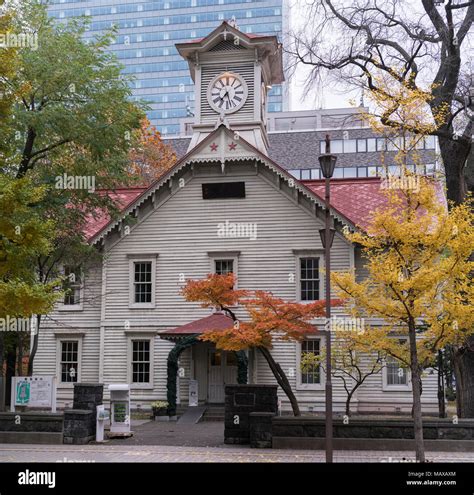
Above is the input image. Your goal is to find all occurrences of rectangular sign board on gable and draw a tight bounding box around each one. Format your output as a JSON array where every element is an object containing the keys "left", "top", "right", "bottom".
[{"left": 10, "top": 376, "right": 57, "bottom": 412}]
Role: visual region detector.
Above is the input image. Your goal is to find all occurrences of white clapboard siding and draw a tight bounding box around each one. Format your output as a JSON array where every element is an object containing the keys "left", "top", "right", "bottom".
[
  {"left": 33, "top": 160, "right": 439, "bottom": 412},
  {"left": 102, "top": 169, "right": 350, "bottom": 326}
]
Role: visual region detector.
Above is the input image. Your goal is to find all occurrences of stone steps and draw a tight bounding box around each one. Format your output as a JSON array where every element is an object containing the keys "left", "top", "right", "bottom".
[{"left": 200, "top": 406, "right": 225, "bottom": 422}]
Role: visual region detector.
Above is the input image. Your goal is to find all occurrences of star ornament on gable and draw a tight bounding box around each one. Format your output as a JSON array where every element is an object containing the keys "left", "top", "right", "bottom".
[
  {"left": 228, "top": 142, "right": 237, "bottom": 151},
  {"left": 210, "top": 143, "right": 218, "bottom": 152}
]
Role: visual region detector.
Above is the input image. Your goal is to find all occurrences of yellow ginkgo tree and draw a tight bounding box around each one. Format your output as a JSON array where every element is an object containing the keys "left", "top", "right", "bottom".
[{"left": 332, "top": 178, "right": 474, "bottom": 463}]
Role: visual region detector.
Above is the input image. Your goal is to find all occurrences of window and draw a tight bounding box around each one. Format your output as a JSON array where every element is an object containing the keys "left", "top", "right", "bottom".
[
  {"left": 368, "top": 166, "right": 378, "bottom": 177},
  {"left": 386, "top": 355, "right": 408, "bottom": 386},
  {"left": 131, "top": 340, "right": 151, "bottom": 384},
  {"left": 343, "top": 167, "right": 357, "bottom": 178},
  {"left": 344, "top": 139, "right": 357, "bottom": 153},
  {"left": 129, "top": 257, "right": 156, "bottom": 308},
  {"left": 301, "top": 339, "right": 321, "bottom": 384},
  {"left": 425, "top": 136, "right": 436, "bottom": 149},
  {"left": 333, "top": 168, "right": 344, "bottom": 178},
  {"left": 300, "top": 169, "right": 310, "bottom": 180},
  {"left": 377, "top": 138, "right": 386, "bottom": 151},
  {"left": 60, "top": 341, "right": 79, "bottom": 383},
  {"left": 62, "top": 266, "right": 82, "bottom": 307},
  {"left": 383, "top": 339, "right": 410, "bottom": 390},
  {"left": 367, "top": 138, "right": 376, "bottom": 152},
  {"left": 331, "top": 140, "right": 343, "bottom": 153},
  {"left": 209, "top": 252, "right": 239, "bottom": 287},
  {"left": 357, "top": 139, "right": 367, "bottom": 152},
  {"left": 202, "top": 182, "right": 246, "bottom": 199},
  {"left": 215, "top": 259, "right": 234, "bottom": 275},
  {"left": 300, "top": 257, "right": 320, "bottom": 301}
]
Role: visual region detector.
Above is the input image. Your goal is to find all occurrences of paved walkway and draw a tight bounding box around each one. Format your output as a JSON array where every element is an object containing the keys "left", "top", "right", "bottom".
[
  {"left": 0, "top": 443, "right": 474, "bottom": 463},
  {"left": 108, "top": 419, "right": 224, "bottom": 447}
]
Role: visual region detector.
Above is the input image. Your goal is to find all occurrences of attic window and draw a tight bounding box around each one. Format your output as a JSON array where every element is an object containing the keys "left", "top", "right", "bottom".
[{"left": 202, "top": 182, "right": 246, "bottom": 200}]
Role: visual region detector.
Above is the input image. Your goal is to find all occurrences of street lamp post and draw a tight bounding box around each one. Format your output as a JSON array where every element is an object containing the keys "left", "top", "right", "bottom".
[{"left": 318, "top": 135, "right": 337, "bottom": 464}]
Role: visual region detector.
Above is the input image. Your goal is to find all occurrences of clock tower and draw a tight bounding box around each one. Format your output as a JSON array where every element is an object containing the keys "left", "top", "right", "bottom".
[{"left": 176, "top": 21, "right": 284, "bottom": 156}]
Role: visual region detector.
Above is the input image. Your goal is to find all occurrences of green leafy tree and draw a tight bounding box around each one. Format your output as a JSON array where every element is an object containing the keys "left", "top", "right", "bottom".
[
  {"left": 0, "top": 0, "right": 144, "bottom": 374},
  {"left": 0, "top": 176, "right": 62, "bottom": 381}
]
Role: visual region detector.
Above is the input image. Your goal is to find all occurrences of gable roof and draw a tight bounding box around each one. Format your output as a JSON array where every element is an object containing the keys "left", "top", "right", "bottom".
[
  {"left": 175, "top": 21, "right": 284, "bottom": 84},
  {"left": 87, "top": 124, "right": 358, "bottom": 245}
]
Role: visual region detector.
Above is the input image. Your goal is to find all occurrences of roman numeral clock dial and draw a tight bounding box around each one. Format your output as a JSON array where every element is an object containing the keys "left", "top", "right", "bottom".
[{"left": 207, "top": 72, "right": 248, "bottom": 114}]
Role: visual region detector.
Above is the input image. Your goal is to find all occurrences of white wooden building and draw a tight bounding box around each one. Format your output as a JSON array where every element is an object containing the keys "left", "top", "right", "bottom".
[{"left": 34, "top": 21, "right": 438, "bottom": 414}]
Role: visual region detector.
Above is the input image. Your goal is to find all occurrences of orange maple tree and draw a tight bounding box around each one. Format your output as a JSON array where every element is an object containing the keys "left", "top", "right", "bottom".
[
  {"left": 182, "top": 273, "right": 339, "bottom": 416},
  {"left": 128, "top": 117, "right": 176, "bottom": 184}
]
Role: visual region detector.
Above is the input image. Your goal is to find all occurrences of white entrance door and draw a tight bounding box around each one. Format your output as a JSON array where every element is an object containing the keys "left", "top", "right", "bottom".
[{"left": 208, "top": 349, "right": 238, "bottom": 403}]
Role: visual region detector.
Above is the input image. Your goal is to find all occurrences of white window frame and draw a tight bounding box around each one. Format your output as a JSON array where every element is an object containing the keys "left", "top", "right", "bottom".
[
  {"left": 128, "top": 255, "right": 157, "bottom": 309},
  {"left": 56, "top": 337, "right": 83, "bottom": 387},
  {"left": 294, "top": 252, "right": 323, "bottom": 303},
  {"left": 296, "top": 336, "right": 325, "bottom": 391},
  {"left": 382, "top": 338, "right": 412, "bottom": 391},
  {"left": 208, "top": 251, "right": 240, "bottom": 288},
  {"left": 58, "top": 265, "right": 84, "bottom": 311},
  {"left": 127, "top": 336, "right": 154, "bottom": 389}
]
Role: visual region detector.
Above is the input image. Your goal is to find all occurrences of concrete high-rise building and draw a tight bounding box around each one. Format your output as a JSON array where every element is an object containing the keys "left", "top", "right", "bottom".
[{"left": 48, "top": 0, "right": 289, "bottom": 136}]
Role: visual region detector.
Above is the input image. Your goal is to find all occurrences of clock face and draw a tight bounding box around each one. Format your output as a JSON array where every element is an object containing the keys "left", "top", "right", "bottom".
[{"left": 207, "top": 72, "right": 248, "bottom": 114}]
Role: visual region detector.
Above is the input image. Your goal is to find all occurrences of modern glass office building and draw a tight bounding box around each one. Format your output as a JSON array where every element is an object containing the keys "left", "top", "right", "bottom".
[{"left": 48, "top": 0, "right": 289, "bottom": 136}]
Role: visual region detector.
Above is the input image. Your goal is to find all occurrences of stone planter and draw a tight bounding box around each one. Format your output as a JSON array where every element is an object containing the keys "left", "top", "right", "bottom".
[{"left": 152, "top": 408, "right": 168, "bottom": 421}]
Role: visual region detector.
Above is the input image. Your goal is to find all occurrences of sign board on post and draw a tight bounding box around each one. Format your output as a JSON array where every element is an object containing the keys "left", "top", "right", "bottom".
[
  {"left": 10, "top": 376, "right": 56, "bottom": 412},
  {"left": 189, "top": 379, "right": 198, "bottom": 407}
]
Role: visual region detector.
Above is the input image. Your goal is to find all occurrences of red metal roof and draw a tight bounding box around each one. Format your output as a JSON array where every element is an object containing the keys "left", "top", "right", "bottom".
[
  {"left": 83, "top": 187, "right": 147, "bottom": 240},
  {"left": 160, "top": 312, "right": 234, "bottom": 336},
  {"left": 302, "top": 177, "right": 386, "bottom": 230},
  {"left": 302, "top": 177, "right": 446, "bottom": 230}
]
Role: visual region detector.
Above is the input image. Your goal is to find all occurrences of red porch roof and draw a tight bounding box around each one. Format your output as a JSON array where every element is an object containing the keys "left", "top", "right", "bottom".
[{"left": 160, "top": 312, "right": 234, "bottom": 336}]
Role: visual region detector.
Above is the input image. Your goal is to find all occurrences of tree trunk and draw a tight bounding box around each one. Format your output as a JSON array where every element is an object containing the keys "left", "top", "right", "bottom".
[
  {"left": 436, "top": 119, "right": 471, "bottom": 205},
  {"left": 258, "top": 346, "right": 300, "bottom": 416},
  {"left": 5, "top": 348, "right": 16, "bottom": 407},
  {"left": 454, "top": 337, "right": 474, "bottom": 418},
  {"left": 438, "top": 350, "right": 446, "bottom": 419},
  {"left": 28, "top": 315, "right": 42, "bottom": 376},
  {"left": 345, "top": 392, "right": 354, "bottom": 417},
  {"left": 408, "top": 318, "right": 425, "bottom": 462}
]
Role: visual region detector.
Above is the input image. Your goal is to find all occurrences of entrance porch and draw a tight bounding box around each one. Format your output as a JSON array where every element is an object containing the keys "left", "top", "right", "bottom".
[{"left": 159, "top": 313, "right": 248, "bottom": 414}]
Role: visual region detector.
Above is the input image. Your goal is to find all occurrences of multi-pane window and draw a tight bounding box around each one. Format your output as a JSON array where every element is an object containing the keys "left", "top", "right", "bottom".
[
  {"left": 386, "top": 355, "right": 408, "bottom": 386},
  {"left": 301, "top": 339, "right": 320, "bottom": 384},
  {"left": 134, "top": 262, "right": 152, "bottom": 304},
  {"left": 215, "top": 259, "right": 234, "bottom": 275},
  {"left": 63, "top": 266, "right": 81, "bottom": 306},
  {"left": 132, "top": 340, "right": 151, "bottom": 383},
  {"left": 60, "top": 341, "right": 78, "bottom": 383},
  {"left": 300, "top": 257, "right": 320, "bottom": 301}
]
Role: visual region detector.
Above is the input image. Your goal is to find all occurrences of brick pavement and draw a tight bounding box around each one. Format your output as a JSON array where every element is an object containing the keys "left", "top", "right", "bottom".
[{"left": 0, "top": 443, "right": 474, "bottom": 463}]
